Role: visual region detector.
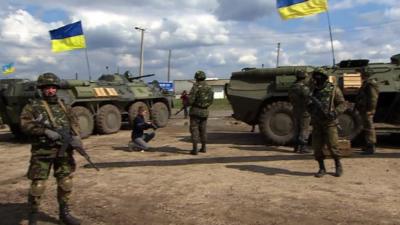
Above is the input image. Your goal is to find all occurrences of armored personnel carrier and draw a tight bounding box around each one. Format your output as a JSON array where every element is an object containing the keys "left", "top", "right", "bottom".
[
  {"left": 0, "top": 72, "right": 172, "bottom": 138},
  {"left": 226, "top": 55, "right": 400, "bottom": 145}
]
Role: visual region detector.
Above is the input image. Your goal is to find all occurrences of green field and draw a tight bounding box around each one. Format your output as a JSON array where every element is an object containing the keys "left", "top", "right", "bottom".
[{"left": 173, "top": 98, "right": 231, "bottom": 110}]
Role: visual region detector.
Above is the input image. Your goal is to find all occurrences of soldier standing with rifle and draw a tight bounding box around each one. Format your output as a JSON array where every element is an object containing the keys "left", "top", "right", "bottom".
[
  {"left": 355, "top": 67, "right": 379, "bottom": 155},
  {"left": 308, "top": 69, "right": 346, "bottom": 178},
  {"left": 21, "top": 73, "right": 82, "bottom": 225},
  {"left": 188, "top": 71, "right": 214, "bottom": 155},
  {"left": 288, "top": 70, "right": 311, "bottom": 154}
]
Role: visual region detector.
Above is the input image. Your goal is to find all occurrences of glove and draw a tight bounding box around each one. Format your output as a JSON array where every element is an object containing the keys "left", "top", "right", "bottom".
[
  {"left": 70, "top": 136, "right": 83, "bottom": 149},
  {"left": 327, "top": 111, "right": 337, "bottom": 120},
  {"left": 44, "top": 129, "right": 61, "bottom": 141}
]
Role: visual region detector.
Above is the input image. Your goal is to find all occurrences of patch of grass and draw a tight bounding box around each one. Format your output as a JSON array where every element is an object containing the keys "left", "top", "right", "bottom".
[{"left": 173, "top": 98, "right": 231, "bottom": 110}]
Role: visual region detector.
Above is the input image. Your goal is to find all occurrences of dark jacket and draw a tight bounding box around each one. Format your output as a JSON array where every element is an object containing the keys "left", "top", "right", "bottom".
[
  {"left": 132, "top": 115, "right": 152, "bottom": 139},
  {"left": 181, "top": 94, "right": 189, "bottom": 106}
]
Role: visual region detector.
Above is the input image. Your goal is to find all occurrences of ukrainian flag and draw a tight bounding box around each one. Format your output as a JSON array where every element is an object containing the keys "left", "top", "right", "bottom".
[
  {"left": 277, "top": 0, "right": 328, "bottom": 20},
  {"left": 49, "top": 21, "right": 86, "bottom": 53},
  {"left": 2, "top": 63, "right": 15, "bottom": 75}
]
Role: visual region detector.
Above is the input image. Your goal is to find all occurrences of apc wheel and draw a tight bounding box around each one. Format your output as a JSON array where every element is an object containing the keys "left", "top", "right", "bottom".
[
  {"left": 128, "top": 101, "right": 149, "bottom": 125},
  {"left": 338, "top": 107, "right": 362, "bottom": 140},
  {"left": 259, "top": 101, "right": 295, "bottom": 145},
  {"left": 151, "top": 102, "right": 169, "bottom": 128},
  {"left": 72, "top": 106, "right": 94, "bottom": 139},
  {"left": 96, "top": 104, "right": 121, "bottom": 134}
]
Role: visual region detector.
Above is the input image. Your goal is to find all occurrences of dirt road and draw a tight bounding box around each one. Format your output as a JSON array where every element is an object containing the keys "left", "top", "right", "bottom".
[{"left": 0, "top": 111, "right": 399, "bottom": 225}]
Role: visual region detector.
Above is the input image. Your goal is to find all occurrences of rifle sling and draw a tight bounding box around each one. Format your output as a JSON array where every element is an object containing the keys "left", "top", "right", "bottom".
[
  {"left": 329, "top": 85, "right": 337, "bottom": 113},
  {"left": 41, "top": 100, "right": 57, "bottom": 128},
  {"left": 42, "top": 99, "right": 79, "bottom": 136},
  {"left": 58, "top": 99, "right": 80, "bottom": 136}
]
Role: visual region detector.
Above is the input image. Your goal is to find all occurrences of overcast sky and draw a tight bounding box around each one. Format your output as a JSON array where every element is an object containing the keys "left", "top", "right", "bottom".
[{"left": 0, "top": 0, "right": 399, "bottom": 81}]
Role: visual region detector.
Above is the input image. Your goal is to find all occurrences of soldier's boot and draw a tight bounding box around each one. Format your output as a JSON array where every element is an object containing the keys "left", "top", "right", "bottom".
[
  {"left": 28, "top": 195, "right": 39, "bottom": 225},
  {"left": 314, "top": 160, "right": 326, "bottom": 178},
  {"left": 190, "top": 142, "right": 198, "bottom": 155},
  {"left": 59, "top": 204, "right": 81, "bottom": 225},
  {"left": 293, "top": 144, "right": 299, "bottom": 153},
  {"left": 299, "top": 145, "right": 311, "bottom": 154},
  {"left": 361, "top": 144, "right": 375, "bottom": 155},
  {"left": 199, "top": 143, "right": 206, "bottom": 153},
  {"left": 334, "top": 158, "right": 343, "bottom": 177},
  {"left": 28, "top": 211, "right": 38, "bottom": 225}
]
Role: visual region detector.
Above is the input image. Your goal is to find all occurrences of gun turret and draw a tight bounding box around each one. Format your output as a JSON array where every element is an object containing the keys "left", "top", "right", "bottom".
[
  {"left": 123, "top": 70, "right": 155, "bottom": 82},
  {"left": 128, "top": 74, "right": 155, "bottom": 81}
]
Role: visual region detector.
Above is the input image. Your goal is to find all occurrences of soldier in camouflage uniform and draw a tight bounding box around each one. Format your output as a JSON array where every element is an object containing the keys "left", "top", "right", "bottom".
[
  {"left": 188, "top": 71, "right": 214, "bottom": 155},
  {"left": 288, "top": 70, "right": 311, "bottom": 154},
  {"left": 355, "top": 67, "right": 379, "bottom": 155},
  {"left": 20, "top": 73, "right": 81, "bottom": 225},
  {"left": 308, "top": 69, "right": 346, "bottom": 178}
]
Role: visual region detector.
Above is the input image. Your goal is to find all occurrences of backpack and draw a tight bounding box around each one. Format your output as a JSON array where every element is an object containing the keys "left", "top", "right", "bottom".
[{"left": 195, "top": 84, "right": 214, "bottom": 108}]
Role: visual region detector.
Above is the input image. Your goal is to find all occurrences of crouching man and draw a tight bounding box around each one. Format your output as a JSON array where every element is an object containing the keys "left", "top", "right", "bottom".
[{"left": 129, "top": 106, "right": 157, "bottom": 151}]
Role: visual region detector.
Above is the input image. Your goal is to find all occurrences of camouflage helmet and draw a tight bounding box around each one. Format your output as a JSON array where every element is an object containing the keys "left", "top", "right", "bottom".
[
  {"left": 37, "top": 72, "right": 61, "bottom": 88},
  {"left": 312, "top": 68, "right": 328, "bottom": 78},
  {"left": 194, "top": 70, "right": 206, "bottom": 81}
]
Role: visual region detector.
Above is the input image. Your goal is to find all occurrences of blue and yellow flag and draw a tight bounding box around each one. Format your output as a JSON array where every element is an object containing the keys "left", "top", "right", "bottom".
[
  {"left": 49, "top": 21, "right": 86, "bottom": 53},
  {"left": 2, "top": 63, "right": 15, "bottom": 75},
  {"left": 277, "top": 0, "right": 328, "bottom": 20}
]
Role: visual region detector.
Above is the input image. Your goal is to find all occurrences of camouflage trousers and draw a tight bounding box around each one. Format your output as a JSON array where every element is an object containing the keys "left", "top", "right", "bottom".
[
  {"left": 294, "top": 114, "right": 311, "bottom": 145},
  {"left": 312, "top": 123, "right": 341, "bottom": 161},
  {"left": 27, "top": 150, "right": 76, "bottom": 211},
  {"left": 190, "top": 115, "right": 207, "bottom": 144},
  {"left": 361, "top": 113, "right": 376, "bottom": 145}
]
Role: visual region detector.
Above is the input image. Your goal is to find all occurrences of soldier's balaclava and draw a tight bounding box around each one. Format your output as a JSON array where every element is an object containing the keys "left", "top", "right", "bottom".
[{"left": 313, "top": 72, "right": 328, "bottom": 90}]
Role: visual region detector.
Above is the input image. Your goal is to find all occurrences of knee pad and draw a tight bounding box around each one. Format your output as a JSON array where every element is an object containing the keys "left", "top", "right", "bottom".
[
  {"left": 30, "top": 180, "right": 46, "bottom": 197},
  {"left": 58, "top": 176, "right": 73, "bottom": 192}
]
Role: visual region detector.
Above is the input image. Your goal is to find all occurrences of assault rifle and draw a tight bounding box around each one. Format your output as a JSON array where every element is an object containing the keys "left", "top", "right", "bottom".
[
  {"left": 309, "top": 84, "right": 337, "bottom": 120},
  {"left": 55, "top": 127, "right": 100, "bottom": 171},
  {"left": 308, "top": 95, "right": 331, "bottom": 120},
  {"left": 35, "top": 114, "right": 99, "bottom": 171}
]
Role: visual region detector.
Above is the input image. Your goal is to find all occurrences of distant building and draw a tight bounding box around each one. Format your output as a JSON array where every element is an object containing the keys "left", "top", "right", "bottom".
[{"left": 174, "top": 78, "right": 230, "bottom": 99}]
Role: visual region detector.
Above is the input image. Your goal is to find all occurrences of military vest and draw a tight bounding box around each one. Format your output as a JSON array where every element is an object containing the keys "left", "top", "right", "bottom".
[
  {"left": 310, "top": 82, "right": 335, "bottom": 121},
  {"left": 30, "top": 99, "right": 71, "bottom": 130}
]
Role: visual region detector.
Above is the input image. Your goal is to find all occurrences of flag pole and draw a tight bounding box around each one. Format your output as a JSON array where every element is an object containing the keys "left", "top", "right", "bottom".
[
  {"left": 326, "top": 10, "right": 336, "bottom": 66},
  {"left": 84, "top": 48, "right": 92, "bottom": 80}
]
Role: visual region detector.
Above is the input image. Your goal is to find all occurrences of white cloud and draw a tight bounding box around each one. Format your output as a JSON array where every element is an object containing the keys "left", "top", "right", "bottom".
[
  {"left": 238, "top": 54, "right": 257, "bottom": 65},
  {"left": 0, "top": 0, "right": 399, "bottom": 81},
  {"left": 384, "top": 7, "right": 400, "bottom": 19},
  {"left": 117, "top": 54, "right": 139, "bottom": 68},
  {"left": 331, "top": 0, "right": 397, "bottom": 10},
  {"left": 207, "top": 52, "right": 226, "bottom": 65},
  {"left": 305, "top": 38, "right": 343, "bottom": 54},
  {"left": 0, "top": 9, "right": 51, "bottom": 47}
]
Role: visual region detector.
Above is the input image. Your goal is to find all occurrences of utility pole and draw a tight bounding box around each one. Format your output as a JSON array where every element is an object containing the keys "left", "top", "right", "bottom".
[
  {"left": 167, "top": 49, "right": 171, "bottom": 82},
  {"left": 135, "top": 26, "right": 145, "bottom": 76},
  {"left": 276, "top": 42, "right": 281, "bottom": 67}
]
